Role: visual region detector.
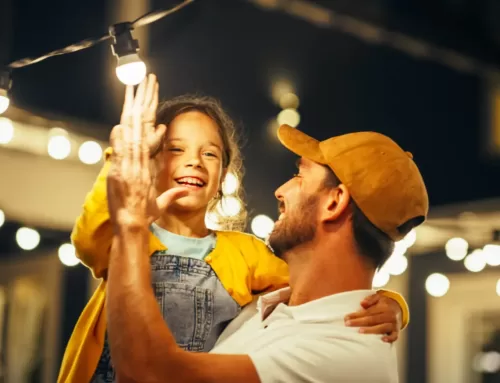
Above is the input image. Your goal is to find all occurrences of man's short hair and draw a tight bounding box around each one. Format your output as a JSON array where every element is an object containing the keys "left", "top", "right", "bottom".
[{"left": 322, "top": 167, "right": 394, "bottom": 269}]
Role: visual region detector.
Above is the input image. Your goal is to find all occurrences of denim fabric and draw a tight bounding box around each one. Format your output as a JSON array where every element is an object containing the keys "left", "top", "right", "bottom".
[{"left": 91, "top": 252, "right": 241, "bottom": 382}]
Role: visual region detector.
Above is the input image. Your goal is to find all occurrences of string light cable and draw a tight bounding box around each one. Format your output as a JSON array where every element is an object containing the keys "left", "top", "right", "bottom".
[
  {"left": 0, "top": 0, "right": 195, "bottom": 114},
  {"left": 247, "top": 0, "right": 500, "bottom": 79}
]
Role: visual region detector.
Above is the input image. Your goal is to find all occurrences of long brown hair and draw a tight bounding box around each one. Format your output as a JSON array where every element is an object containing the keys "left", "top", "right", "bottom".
[{"left": 154, "top": 95, "right": 247, "bottom": 231}]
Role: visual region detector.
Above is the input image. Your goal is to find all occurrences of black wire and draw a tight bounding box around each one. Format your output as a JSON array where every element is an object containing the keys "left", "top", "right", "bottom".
[
  {"left": 8, "top": 35, "right": 111, "bottom": 69},
  {"left": 132, "top": 0, "right": 195, "bottom": 29},
  {"left": 6, "top": 0, "right": 195, "bottom": 70}
]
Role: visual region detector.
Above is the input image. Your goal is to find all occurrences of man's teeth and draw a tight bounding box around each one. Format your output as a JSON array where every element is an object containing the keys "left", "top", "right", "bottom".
[{"left": 176, "top": 177, "right": 205, "bottom": 186}]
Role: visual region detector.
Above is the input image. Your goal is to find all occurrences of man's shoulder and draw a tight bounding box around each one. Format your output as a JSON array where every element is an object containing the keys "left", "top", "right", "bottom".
[
  {"left": 216, "top": 320, "right": 396, "bottom": 383},
  {"left": 254, "top": 325, "right": 398, "bottom": 382}
]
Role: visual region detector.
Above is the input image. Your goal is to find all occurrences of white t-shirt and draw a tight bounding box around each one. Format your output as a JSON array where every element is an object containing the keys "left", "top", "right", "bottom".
[{"left": 211, "top": 288, "right": 399, "bottom": 383}]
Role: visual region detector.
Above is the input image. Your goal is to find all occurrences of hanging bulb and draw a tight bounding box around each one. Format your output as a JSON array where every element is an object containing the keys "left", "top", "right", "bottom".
[
  {"left": 0, "top": 69, "right": 12, "bottom": 115},
  {"left": 109, "top": 22, "right": 147, "bottom": 85}
]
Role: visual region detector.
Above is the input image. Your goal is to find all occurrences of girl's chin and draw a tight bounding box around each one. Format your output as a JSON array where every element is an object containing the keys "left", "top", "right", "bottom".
[{"left": 167, "top": 197, "right": 210, "bottom": 212}]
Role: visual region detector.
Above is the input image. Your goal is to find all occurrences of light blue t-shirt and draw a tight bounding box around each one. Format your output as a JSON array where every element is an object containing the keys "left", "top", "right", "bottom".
[{"left": 150, "top": 222, "right": 216, "bottom": 260}]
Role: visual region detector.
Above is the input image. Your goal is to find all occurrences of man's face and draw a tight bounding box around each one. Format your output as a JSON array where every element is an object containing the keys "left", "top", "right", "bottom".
[{"left": 268, "top": 158, "right": 329, "bottom": 259}]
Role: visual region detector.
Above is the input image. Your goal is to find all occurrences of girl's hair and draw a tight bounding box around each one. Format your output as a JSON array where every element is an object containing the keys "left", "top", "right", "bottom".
[{"left": 155, "top": 95, "right": 247, "bottom": 231}]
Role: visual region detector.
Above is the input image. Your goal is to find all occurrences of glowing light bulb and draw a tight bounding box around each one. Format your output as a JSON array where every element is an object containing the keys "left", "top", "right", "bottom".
[
  {"left": 0, "top": 94, "right": 9, "bottom": 114},
  {"left": 0, "top": 209, "right": 4, "bottom": 228},
  {"left": 425, "top": 273, "right": 450, "bottom": 297},
  {"left": 116, "top": 54, "right": 146, "bottom": 85},
  {"left": 16, "top": 227, "right": 40, "bottom": 251},
  {"left": 58, "top": 243, "right": 80, "bottom": 266},
  {"left": 222, "top": 172, "right": 239, "bottom": 195},
  {"left": 372, "top": 269, "right": 390, "bottom": 288},
  {"left": 251, "top": 215, "right": 275, "bottom": 239},
  {"left": 79, "top": 141, "right": 103, "bottom": 165},
  {"left": 464, "top": 249, "right": 486, "bottom": 272},
  {"left": 483, "top": 244, "right": 500, "bottom": 267},
  {"left": 205, "top": 212, "right": 222, "bottom": 231},
  {"left": 277, "top": 108, "right": 300, "bottom": 128},
  {"left": 279, "top": 92, "right": 300, "bottom": 109},
  {"left": 0, "top": 117, "right": 14, "bottom": 144},
  {"left": 385, "top": 254, "right": 408, "bottom": 276},
  {"left": 217, "top": 196, "right": 242, "bottom": 217},
  {"left": 47, "top": 129, "right": 71, "bottom": 160},
  {"left": 445, "top": 237, "right": 468, "bottom": 261},
  {"left": 219, "top": 196, "right": 241, "bottom": 217}
]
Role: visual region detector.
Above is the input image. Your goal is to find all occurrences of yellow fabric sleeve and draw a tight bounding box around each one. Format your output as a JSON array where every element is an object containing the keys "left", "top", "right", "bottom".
[
  {"left": 71, "top": 147, "right": 114, "bottom": 279},
  {"left": 247, "top": 236, "right": 290, "bottom": 294},
  {"left": 377, "top": 289, "right": 410, "bottom": 329}
]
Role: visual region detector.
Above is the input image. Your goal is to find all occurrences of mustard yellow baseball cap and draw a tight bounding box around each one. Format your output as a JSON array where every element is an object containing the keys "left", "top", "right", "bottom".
[{"left": 277, "top": 124, "right": 428, "bottom": 241}]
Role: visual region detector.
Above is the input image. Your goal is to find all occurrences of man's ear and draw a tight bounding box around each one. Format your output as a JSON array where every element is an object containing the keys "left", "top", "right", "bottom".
[{"left": 322, "top": 184, "right": 351, "bottom": 223}]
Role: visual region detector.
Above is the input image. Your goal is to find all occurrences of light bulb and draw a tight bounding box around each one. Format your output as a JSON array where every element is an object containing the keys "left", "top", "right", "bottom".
[
  {"left": 0, "top": 209, "right": 4, "bottom": 228},
  {"left": 0, "top": 70, "right": 11, "bottom": 115},
  {"left": 483, "top": 244, "right": 500, "bottom": 267},
  {"left": 0, "top": 117, "right": 14, "bottom": 144},
  {"left": 372, "top": 269, "right": 390, "bottom": 288},
  {"left": 464, "top": 249, "right": 486, "bottom": 272},
  {"left": 109, "top": 23, "right": 146, "bottom": 86},
  {"left": 217, "top": 196, "right": 242, "bottom": 217},
  {"left": 48, "top": 129, "right": 71, "bottom": 160},
  {"left": 16, "top": 227, "right": 40, "bottom": 251},
  {"left": 116, "top": 54, "right": 146, "bottom": 85},
  {"left": 221, "top": 172, "right": 239, "bottom": 195},
  {"left": 0, "top": 94, "right": 9, "bottom": 115},
  {"left": 58, "top": 243, "right": 80, "bottom": 266},
  {"left": 425, "top": 273, "right": 450, "bottom": 297},
  {"left": 251, "top": 214, "right": 275, "bottom": 239},
  {"left": 205, "top": 212, "right": 222, "bottom": 231},
  {"left": 385, "top": 254, "right": 408, "bottom": 276},
  {"left": 277, "top": 108, "right": 300, "bottom": 128},
  {"left": 79, "top": 141, "right": 103, "bottom": 165},
  {"left": 279, "top": 92, "right": 300, "bottom": 109},
  {"left": 445, "top": 237, "right": 468, "bottom": 261}
]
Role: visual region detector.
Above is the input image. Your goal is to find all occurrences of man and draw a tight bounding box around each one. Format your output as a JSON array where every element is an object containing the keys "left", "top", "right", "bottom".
[{"left": 105, "top": 91, "right": 428, "bottom": 382}]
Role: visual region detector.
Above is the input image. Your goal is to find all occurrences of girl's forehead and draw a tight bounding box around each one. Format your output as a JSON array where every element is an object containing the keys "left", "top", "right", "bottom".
[{"left": 166, "top": 111, "right": 223, "bottom": 143}]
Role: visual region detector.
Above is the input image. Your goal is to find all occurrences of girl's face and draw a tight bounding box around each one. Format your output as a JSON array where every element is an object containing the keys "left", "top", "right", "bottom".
[{"left": 153, "top": 110, "right": 226, "bottom": 213}]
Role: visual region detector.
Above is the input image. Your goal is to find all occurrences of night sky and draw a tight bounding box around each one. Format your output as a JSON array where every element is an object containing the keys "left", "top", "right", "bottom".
[{"left": 3, "top": 0, "right": 500, "bottom": 223}]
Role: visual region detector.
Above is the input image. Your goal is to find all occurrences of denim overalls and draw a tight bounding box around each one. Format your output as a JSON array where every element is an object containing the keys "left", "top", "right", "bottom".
[{"left": 91, "top": 227, "right": 241, "bottom": 383}]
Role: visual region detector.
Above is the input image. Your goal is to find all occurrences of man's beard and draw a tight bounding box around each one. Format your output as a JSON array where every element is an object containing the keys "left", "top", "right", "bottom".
[{"left": 268, "top": 195, "right": 319, "bottom": 260}]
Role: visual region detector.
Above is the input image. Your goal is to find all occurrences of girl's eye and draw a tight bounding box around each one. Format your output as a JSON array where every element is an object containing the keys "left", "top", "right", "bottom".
[{"left": 204, "top": 152, "right": 217, "bottom": 158}]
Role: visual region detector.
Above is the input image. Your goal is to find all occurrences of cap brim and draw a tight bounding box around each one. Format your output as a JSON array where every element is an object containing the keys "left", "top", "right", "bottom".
[{"left": 277, "top": 124, "right": 326, "bottom": 164}]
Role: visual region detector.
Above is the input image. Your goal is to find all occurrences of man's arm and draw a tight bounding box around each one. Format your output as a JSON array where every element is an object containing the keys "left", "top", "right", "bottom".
[{"left": 106, "top": 226, "right": 260, "bottom": 383}]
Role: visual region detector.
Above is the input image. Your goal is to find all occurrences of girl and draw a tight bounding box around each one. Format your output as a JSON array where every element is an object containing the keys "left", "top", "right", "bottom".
[{"left": 58, "top": 75, "right": 408, "bottom": 383}]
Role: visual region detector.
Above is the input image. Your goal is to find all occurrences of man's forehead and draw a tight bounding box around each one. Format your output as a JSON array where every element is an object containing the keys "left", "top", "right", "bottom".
[{"left": 295, "top": 157, "right": 321, "bottom": 169}]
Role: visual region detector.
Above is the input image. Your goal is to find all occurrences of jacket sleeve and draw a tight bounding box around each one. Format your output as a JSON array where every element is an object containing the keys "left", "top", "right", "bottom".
[
  {"left": 71, "top": 147, "right": 113, "bottom": 279},
  {"left": 247, "top": 236, "right": 290, "bottom": 294},
  {"left": 377, "top": 289, "right": 410, "bottom": 329}
]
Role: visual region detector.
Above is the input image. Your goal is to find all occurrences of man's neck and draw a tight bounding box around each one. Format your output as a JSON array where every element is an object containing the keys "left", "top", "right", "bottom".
[
  {"left": 286, "top": 239, "right": 374, "bottom": 306},
  {"left": 155, "top": 208, "right": 210, "bottom": 238}
]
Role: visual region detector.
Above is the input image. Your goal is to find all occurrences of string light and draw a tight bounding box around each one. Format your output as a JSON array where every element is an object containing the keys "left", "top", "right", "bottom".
[
  {"left": 248, "top": 0, "right": 500, "bottom": 79},
  {"left": 110, "top": 23, "right": 147, "bottom": 86},
  {"left": 0, "top": 0, "right": 195, "bottom": 114},
  {"left": 0, "top": 69, "right": 11, "bottom": 114}
]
